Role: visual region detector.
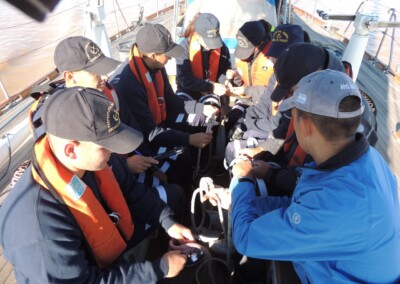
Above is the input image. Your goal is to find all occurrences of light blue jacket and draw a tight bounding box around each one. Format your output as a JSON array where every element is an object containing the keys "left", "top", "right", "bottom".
[{"left": 231, "top": 137, "right": 400, "bottom": 283}]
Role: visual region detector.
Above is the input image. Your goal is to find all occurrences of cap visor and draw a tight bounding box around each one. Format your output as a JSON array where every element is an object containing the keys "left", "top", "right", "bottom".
[
  {"left": 85, "top": 56, "right": 121, "bottom": 76},
  {"left": 234, "top": 46, "right": 254, "bottom": 60},
  {"left": 271, "top": 85, "right": 289, "bottom": 102},
  {"left": 97, "top": 123, "right": 143, "bottom": 154},
  {"left": 266, "top": 44, "right": 285, "bottom": 58},
  {"left": 203, "top": 36, "right": 223, "bottom": 50},
  {"left": 165, "top": 44, "right": 184, "bottom": 58},
  {"left": 278, "top": 97, "right": 295, "bottom": 112}
]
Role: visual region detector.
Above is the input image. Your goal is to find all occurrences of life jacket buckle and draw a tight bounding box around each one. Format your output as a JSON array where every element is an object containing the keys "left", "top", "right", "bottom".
[{"left": 109, "top": 212, "right": 121, "bottom": 225}]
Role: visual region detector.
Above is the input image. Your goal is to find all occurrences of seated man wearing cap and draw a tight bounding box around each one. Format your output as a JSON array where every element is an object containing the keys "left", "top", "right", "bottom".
[
  {"left": 226, "top": 20, "right": 274, "bottom": 99},
  {"left": 229, "top": 69, "right": 400, "bottom": 283},
  {"left": 175, "top": 13, "right": 231, "bottom": 101},
  {"left": 225, "top": 42, "right": 341, "bottom": 167},
  {"left": 112, "top": 24, "right": 219, "bottom": 175},
  {"left": 47, "top": 35, "right": 173, "bottom": 187},
  {"left": 0, "top": 87, "right": 194, "bottom": 283}
]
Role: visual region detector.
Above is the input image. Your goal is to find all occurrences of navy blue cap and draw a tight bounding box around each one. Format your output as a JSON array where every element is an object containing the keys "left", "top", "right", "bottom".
[
  {"left": 235, "top": 21, "right": 268, "bottom": 60},
  {"left": 266, "top": 24, "right": 305, "bottom": 58}
]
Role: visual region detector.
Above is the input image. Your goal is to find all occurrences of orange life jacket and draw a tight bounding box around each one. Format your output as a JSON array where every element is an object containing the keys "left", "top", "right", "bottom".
[
  {"left": 31, "top": 136, "right": 134, "bottom": 268},
  {"left": 129, "top": 44, "right": 166, "bottom": 125},
  {"left": 235, "top": 41, "right": 274, "bottom": 86},
  {"left": 189, "top": 34, "right": 221, "bottom": 82}
]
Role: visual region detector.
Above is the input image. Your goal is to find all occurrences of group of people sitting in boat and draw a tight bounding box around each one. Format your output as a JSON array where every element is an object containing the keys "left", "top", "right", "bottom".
[{"left": 0, "top": 11, "right": 399, "bottom": 284}]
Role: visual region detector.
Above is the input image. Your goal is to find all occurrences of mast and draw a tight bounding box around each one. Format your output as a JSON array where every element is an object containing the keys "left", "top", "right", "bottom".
[{"left": 84, "top": 0, "right": 113, "bottom": 58}]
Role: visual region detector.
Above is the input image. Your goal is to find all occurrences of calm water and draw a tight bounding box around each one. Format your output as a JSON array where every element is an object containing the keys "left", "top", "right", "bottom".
[{"left": 0, "top": 0, "right": 399, "bottom": 101}]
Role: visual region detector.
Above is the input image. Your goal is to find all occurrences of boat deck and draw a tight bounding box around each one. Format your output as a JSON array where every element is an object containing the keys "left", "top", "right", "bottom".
[{"left": 1, "top": 7, "right": 400, "bottom": 284}]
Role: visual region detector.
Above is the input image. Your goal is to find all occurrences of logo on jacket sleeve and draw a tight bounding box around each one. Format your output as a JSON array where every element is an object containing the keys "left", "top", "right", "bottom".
[{"left": 291, "top": 212, "right": 302, "bottom": 224}]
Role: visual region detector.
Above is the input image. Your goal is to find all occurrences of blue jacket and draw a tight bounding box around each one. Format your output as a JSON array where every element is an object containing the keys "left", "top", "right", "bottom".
[
  {"left": 0, "top": 154, "right": 175, "bottom": 283},
  {"left": 230, "top": 135, "right": 400, "bottom": 283}
]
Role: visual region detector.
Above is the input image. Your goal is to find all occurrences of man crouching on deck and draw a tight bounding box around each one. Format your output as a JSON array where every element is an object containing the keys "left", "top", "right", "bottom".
[
  {"left": 0, "top": 87, "right": 194, "bottom": 283},
  {"left": 229, "top": 70, "right": 400, "bottom": 283}
]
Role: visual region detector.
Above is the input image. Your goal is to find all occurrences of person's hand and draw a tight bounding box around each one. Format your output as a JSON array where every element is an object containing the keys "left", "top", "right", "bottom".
[
  {"left": 238, "top": 147, "right": 264, "bottom": 160},
  {"left": 251, "top": 160, "right": 271, "bottom": 179},
  {"left": 232, "top": 159, "right": 254, "bottom": 178},
  {"left": 153, "top": 170, "right": 168, "bottom": 184},
  {"left": 189, "top": 132, "right": 213, "bottom": 148},
  {"left": 226, "top": 69, "right": 237, "bottom": 80},
  {"left": 126, "top": 155, "right": 158, "bottom": 174},
  {"left": 162, "top": 250, "right": 187, "bottom": 278},
  {"left": 203, "top": 104, "right": 219, "bottom": 118},
  {"left": 213, "top": 83, "right": 228, "bottom": 96},
  {"left": 167, "top": 223, "right": 195, "bottom": 243},
  {"left": 229, "top": 86, "right": 245, "bottom": 96},
  {"left": 201, "top": 187, "right": 231, "bottom": 210}
]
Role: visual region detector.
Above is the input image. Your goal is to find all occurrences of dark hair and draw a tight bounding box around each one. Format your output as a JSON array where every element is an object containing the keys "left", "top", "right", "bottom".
[
  {"left": 296, "top": 96, "right": 362, "bottom": 141},
  {"left": 183, "top": 13, "right": 201, "bottom": 39}
]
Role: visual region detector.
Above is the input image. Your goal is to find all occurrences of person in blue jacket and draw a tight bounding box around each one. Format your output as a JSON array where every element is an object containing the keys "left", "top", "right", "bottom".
[{"left": 229, "top": 70, "right": 400, "bottom": 283}]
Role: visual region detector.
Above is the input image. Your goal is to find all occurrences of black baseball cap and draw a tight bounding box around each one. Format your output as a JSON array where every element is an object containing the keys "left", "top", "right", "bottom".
[
  {"left": 42, "top": 87, "right": 143, "bottom": 154},
  {"left": 271, "top": 43, "right": 326, "bottom": 102},
  {"left": 235, "top": 21, "right": 268, "bottom": 60},
  {"left": 266, "top": 24, "right": 306, "bottom": 59},
  {"left": 54, "top": 36, "right": 121, "bottom": 75},
  {"left": 136, "top": 24, "right": 183, "bottom": 58},
  {"left": 194, "top": 13, "right": 223, "bottom": 49}
]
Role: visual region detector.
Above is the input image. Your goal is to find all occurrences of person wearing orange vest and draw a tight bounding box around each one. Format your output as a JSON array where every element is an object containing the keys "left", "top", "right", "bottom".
[
  {"left": 0, "top": 87, "right": 195, "bottom": 283},
  {"left": 224, "top": 25, "right": 311, "bottom": 166},
  {"left": 111, "top": 24, "right": 219, "bottom": 177},
  {"left": 50, "top": 36, "right": 171, "bottom": 186},
  {"left": 176, "top": 13, "right": 231, "bottom": 101},
  {"left": 226, "top": 20, "right": 274, "bottom": 101}
]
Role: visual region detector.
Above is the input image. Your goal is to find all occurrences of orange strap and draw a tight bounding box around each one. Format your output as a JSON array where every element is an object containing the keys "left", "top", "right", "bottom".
[
  {"left": 189, "top": 34, "right": 221, "bottom": 82},
  {"left": 129, "top": 44, "right": 166, "bottom": 124},
  {"left": 235, "top": 41, "right": 273, "bottom": 86},
  {"left": 32, "top": 136, "right": 134, "bottom": 268},
  {"left": 283, "top": 117, "right": 307, "bottom": 166}
]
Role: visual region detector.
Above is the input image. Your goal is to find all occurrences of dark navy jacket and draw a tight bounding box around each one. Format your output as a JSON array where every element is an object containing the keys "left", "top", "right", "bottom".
[
  {"left": 112, "top": 61, "right": 204, "bottom": 149},
  {"left": 176, "top": 38, "right": 231, "bottom": 100},
  {"left": 0, "top": 154, "right": 174, "bottom": 283}
]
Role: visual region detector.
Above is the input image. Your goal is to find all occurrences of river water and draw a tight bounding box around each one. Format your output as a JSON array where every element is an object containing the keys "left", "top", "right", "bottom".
[{"left": 0, "top": 0, "right": 399, "bottom": 101}]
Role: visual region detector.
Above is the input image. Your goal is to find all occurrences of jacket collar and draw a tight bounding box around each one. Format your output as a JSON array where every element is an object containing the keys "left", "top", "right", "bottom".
[{"left": 316, "top": 133, "right": 369, "bottom": 170}]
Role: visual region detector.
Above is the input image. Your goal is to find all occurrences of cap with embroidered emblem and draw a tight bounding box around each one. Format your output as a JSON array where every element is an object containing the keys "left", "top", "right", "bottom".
[
  {"left": 194, "top": 13, "right": 223, "bottom": 49},
  {"left": 266, "top": 24, "right": 306, "bottom": 58},
  {"left": 279, "top": 69, "right": 364, "bottom": 118},
  {"left": 42, "top": 87, "right": 143, "bottom": 154},
  {"left": 235, "top": 21, "right": 269, "bottom": 60},
  {"left": 54, "top": 36, "right": 121, "bottom": 75},
  {"left": 136, "top": 24, "right": 183, "bottom": 58}
]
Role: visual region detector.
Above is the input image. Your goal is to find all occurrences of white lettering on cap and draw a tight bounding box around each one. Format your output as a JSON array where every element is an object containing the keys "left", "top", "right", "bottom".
[
  {"left": 340, "top": 83, "right": 355, "bottom": 90},
  {"left": 237, "top": 36, "right": 248, "bottom": 48},
  {"left": 296, "top": 93, "right": 307, "bottom": 104}
]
